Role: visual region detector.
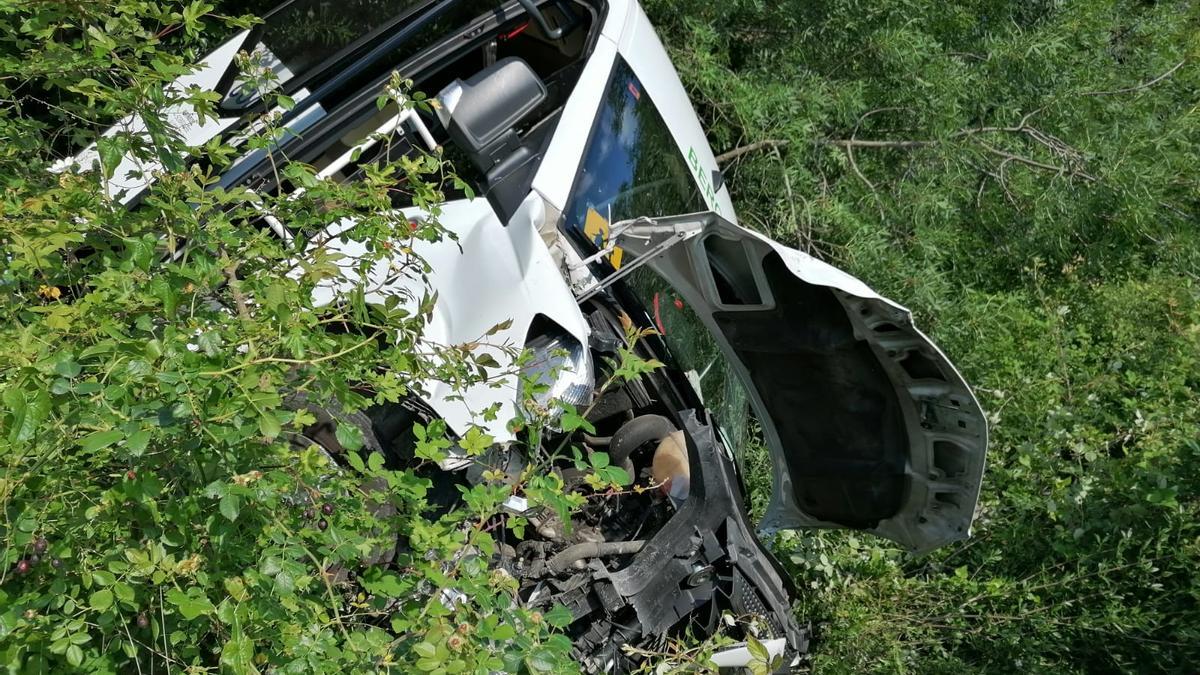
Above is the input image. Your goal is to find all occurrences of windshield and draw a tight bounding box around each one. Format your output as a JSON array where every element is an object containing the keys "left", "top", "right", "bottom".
[
  {"left": 561, "top": 58, "right": 705, "bottom": 267},
  {"left": 625, "top": 266, "right": 752, "bottom": 454}
]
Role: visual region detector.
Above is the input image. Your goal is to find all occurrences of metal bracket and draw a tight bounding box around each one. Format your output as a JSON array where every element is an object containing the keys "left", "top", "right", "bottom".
[{"left": 571, "top": 213, "right": 711, "bottom": 301}]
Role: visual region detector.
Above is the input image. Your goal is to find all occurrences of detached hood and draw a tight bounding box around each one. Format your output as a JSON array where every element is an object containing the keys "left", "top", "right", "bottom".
[{"left": 610, "top": 213, "right": 987, "bottom": 554}]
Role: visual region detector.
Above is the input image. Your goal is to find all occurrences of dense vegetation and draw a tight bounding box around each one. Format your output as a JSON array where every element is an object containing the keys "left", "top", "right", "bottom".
[
  {"left": 0, "top": 0, "right": 1196, "bottom": 672},
  {"left": 0, "top": 2, "right": 593, "bottom": 672},
  {"left": 643, "top": 0, "right": 1200, "bottom": 671}
]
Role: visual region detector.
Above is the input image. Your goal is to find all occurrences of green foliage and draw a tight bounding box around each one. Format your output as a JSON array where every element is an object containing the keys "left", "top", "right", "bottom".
[
  {"left": 645, "top": 0, "right": 1200, "bottom": 670},
  {"left": 0, "top": 2, "right": 578, "bottom": 672}
]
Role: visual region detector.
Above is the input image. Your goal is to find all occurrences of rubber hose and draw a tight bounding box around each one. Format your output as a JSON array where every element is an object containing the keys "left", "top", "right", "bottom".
[
  {"left": 609, "top": 414, "right": 677, "bottom": 468},
  {"left": 585, "top": 389, "right": 634, "bottom": 424},
  {"left": 546, "top": 540, "right": 646, "bottom": 574}
]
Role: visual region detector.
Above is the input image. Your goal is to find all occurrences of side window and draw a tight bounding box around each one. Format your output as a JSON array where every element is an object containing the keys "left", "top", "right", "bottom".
[{"left": 562, "top": 58, "right": 706, "bottom": 267}]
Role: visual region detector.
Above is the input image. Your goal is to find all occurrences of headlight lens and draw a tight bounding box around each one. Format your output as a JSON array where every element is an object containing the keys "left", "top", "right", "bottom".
[{"left": 521, "top": 331, "right": 593, "bottom": 411}]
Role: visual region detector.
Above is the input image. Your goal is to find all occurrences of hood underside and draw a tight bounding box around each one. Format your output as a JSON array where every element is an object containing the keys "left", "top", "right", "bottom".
[{"left": 610, "top": 213, "right": 988, "bottom": 553}]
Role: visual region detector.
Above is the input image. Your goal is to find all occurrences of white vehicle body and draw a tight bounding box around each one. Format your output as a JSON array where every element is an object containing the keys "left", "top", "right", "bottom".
[{"left": 323, "top": 0, "right": 986, "bottom": 554}]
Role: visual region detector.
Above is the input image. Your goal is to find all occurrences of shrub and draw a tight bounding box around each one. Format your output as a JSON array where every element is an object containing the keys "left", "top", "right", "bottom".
[{"left": 0, "top": 2, "right": 577, "bottom": 671}]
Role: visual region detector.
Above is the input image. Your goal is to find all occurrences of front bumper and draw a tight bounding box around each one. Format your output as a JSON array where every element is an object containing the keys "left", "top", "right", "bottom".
[{"left": 591, "top": 410, "right": 809, "bottom": 663}]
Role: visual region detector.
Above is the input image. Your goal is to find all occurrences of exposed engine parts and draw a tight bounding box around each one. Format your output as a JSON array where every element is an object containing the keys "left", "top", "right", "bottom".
[
  {"left": 441, "top": 302, "right": 803, "bottom": 671},
  {"left": 353, "top": 301, "right": 807, "bottom": 672}
]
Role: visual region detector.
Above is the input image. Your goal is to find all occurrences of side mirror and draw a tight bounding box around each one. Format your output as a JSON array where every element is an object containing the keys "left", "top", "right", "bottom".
[
  {"left": 437, "top": 58, "right": 547, "bottom": 172},
  {"left": 437, "top": 58, "right": 548, "bottom": 224}
]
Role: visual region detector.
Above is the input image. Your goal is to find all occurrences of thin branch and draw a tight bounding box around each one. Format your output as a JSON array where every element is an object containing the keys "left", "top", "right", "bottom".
[
  {"left": 714, "top": 139, "right": 790, "bottom": 165},
  {"left": 222, "top": 261, "right": 252, "bottom": 322},
  {"left": 200, "top": 332, "right": 383, "bottom": 377},
  {"left": 1081, "top": 59, "right": 1186, "bottom": 97},
  {"left": 843, "top": 107, "right": 907, "bottom": 200},
  {"left": 773, "top": 147, "right": 811, "bottom": 253},
  {"left": 948, "top": 51, "right": 989, "bottom": 62},
  {"left": 824, "top": 138, "right": 937, "bottom": 149},
  {"left": 976, "top": 140, "right": 1097, "bottom": 182}
]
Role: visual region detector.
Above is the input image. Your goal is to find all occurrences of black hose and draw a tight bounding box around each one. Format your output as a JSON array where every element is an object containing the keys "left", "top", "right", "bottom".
[
  {"left": 582, "top": 434, "right": 612, "bottom": 447},
  {"left": 609, "top": 414, "right": 677, "bottom": 468},
  {"left": 585, "top": 389, "right": 634, "bottom": 424},
  {"left": 546, "top": 540, "right": 646, "bottom": 574}
]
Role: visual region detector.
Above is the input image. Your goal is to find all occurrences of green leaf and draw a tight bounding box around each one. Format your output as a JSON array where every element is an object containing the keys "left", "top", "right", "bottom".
[
  {"left": 91, "top": 570, "right": 116, "bottom": 586},
  {"left": 258, "top": 413, "right": 281, "bottom": 440},
  {"left": 526, "top": 648, "right": 557, "bottom": 673},
  {"left": 560, "top": 406, "right": 596, "bottom": 435},
  {"left": 88, "top": 589, "right": 114, "bottom": 612},
  {"left": 96, "top": 137, "right": 124, "bottom": 181},
  {"left": 113, "top": 582, "right": 135, "bottom": 604},
  {"left": 54, "top": 357, "right": 82, "bottom": 378},
  {"left": 458, "top": 426, "right": 493, "bottom": 456},
  {"left": 367, "top": 452, "right": 385, "bottom": 472},
  {"left": 334, "top": 421, "right": 364, "bottom": 451},
  {"left": 79, "top": 430, "right": 123, "bottom": 453},
  {"left": 276, "top": 94, "right": 296, "bottom": 111},
  {"left": 220, "top": 628, "right": 257, "bottom": 675},
  {"left": 544, "top": 604, "right": 573, "bottom": 628},
  {"left": 196, "top": 331, "right": 222, "bottom": 357},
  {"left": 126, "top": 429, "right": 151, "bottom": 456},
  {"left": 66, "top": 644, "right": 84, "bottom": 667},
  {"left": 167, "top": 588, "right": 215, "bottom": 620},
  {"left": 2, "top": 387, "right": 48, "bottom": 443},
  {"left": 602, "top": 464, "right": 632, "bottom": 487},
  {"left": 220, "top": 493, "right": 241, "bottom": 522},
  {"left": 361, "top": 571, "right": 405, "bottom": 598},
  {"left": 747, "top": 636, "right": 770, "bottom": 664}
]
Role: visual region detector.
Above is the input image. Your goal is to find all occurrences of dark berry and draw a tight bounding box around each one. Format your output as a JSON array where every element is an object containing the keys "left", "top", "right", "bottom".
[
  {"left": 50, "top": 558, "right": 63, "bottom": 570},
  {"left": 321, "top": 503, "right": 334, "bottom": 516},
  {"left": 136, "top": 612, "right": 149, "bottom": 629},
  {"left": 33, "top": 537, "right": 48, "bottom": 554},
  {"left": 317, "top": 519, "right": 328, "bottom": 531},
  {"left": 28, "top": 554, "right": 40, "bottom": 566},
  {"left": 302, "top": 508, "right": 314, "bottom": 520},
  {"left": 15, "top": 559, "right": 31, "bottom": 575}
]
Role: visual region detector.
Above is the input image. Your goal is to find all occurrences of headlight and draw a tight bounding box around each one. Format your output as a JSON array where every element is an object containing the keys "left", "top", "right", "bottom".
[{"left": 521, "top": 330, "right": 593, "bottom": 411}]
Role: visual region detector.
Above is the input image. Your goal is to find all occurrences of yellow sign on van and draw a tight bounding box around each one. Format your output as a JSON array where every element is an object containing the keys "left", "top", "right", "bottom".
[{"left": 583, "top": 207, "right": 624, "bottom": 269}]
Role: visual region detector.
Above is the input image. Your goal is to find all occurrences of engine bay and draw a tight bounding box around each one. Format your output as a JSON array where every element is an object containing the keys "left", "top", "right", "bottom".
[{"left": 346, "top": 295, "right": 806, "bottom": 671}]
